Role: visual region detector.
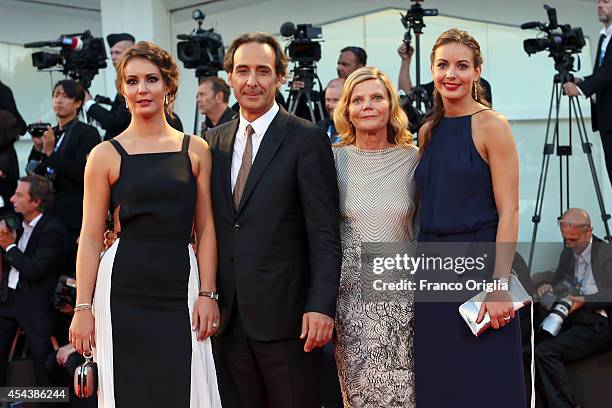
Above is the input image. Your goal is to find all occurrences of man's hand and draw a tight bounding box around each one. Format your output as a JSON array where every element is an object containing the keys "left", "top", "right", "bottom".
[
  {"left": 56, "top": 344, "right": 76, "bottom": 366},
  {"left": 398, "top": 43, "right": 414, "bottom": 61},
  {"left": 291, "top": 79, "right": 305, "bottom": 91},
  {"left": 568, "top": 295, "right": 586, "bottom": 314},
  {"left": 300, "top": 312, "right": 334, "bottom": 352},
  {"left": 42, "top": 125, "right": 56, "bottom": 156},
  {"left": 537, "top": 283, "right": 553, "bottom": 299},
  {"left": 562, "top": 82, "right": 581, "bottom": 97},
  {"left": 0, "top": 223, "right": 16, "bottom": 250}
]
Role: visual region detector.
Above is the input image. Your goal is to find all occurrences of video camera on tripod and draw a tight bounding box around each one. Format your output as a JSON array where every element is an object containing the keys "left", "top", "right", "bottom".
[
  {"left": 521, "top": 5, "right": 586, "bottom": 81},
  {"left": 176, "top": 9, "right": 225, "bottom": 79},
  {"left": 24, "top": 31, "right": 108, "bottom": 90},
  {"left": 400, "top": 0, "right": 438, "bottom": 118},
  {"left": 280, "top": 22, "right": 324, "bottom": 122}
]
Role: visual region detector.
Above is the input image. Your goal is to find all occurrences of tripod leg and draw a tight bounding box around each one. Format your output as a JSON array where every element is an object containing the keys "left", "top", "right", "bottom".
[
  {"left": 288, "top": 91, "right": 302, "bottom": 115},
  {"left": 304, "top": 93, "right": 316, "bottom": 123},
  {"left": 528, "top": 82, "right": 559, "bottom": 273},
  {"left": 570, "top": 96, "right": 612, "bottom": 240}
]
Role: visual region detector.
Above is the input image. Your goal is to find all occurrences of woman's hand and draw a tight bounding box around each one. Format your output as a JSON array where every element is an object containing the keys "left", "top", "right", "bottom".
[
  {"left": 69, "top": 310, "right": 96, "bottom": 355},
  {"left": 476, "top": 290, "right": 515, "bottom": 330},
  {"left": 192, "top": 297, "right": 220, "bottom": 341}
]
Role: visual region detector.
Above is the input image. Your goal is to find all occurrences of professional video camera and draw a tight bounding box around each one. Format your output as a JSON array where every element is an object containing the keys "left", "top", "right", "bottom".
[
  {"left": 177, "top": 9, "right": 225, "bottom": 78},
  {"left": 539, "top": 279, "right": 582, "bottom": 337},
  {"left": 53, "top": 274, "right": 77, "bottom": 313},
  {"left": 24, "top": 31, "right": 107, "bottom": 90},
  {"left": 0, "top": 213, "right": 21, "bottom": 232},
  {"left": 280, "top": 21, "right": 324, "bottom": 122},
  {"left": 521, "top": 5, "right": 585, "bottom": 81}
]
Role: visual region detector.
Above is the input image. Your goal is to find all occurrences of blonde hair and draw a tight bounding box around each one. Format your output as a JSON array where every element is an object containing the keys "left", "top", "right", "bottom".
[
  {"left": 333, "top": 67, "right": 413, "bottom": 147},
  {"left": 420, "top": 28, "right": 490, "bottom": 155}
]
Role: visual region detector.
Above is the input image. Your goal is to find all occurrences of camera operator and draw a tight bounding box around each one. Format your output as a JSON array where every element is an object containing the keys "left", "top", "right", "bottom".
[
  {"left": 0, "top": 81, "right": 26, "bottom": 136},
  {"left": 0, "top": 111, "right": 20, "bottom": 215},
  {"left": 397, "top": 42, "right": 493, "bottom": 106},
  {"left": 563, "top": 0, "right": 612, "bottom": 189},
  {"left": 197, "top": 76, "right": 236, "bottom": 137},
  {"left": 82, "top": 33, "right": 135, "bottom": 141},
  {"left": 0, "top": 175, "right": 68, "bottom": 387},
  {"left": 534, "top": 208, "right": 612, "bottom": 408},
  {"left": 337, "top": 46, "right": 367, "bottom": 79},
  {"left": 27, "top": 79, "right": 100, "bottom": 264},
  {"left": 316, "top": 77, "right": 345, "bottom": 143}
]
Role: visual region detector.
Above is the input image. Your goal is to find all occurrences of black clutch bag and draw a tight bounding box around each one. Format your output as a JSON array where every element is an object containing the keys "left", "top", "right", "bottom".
[{"left": 74, "top": 352, "right": 98, "bottom": 398}]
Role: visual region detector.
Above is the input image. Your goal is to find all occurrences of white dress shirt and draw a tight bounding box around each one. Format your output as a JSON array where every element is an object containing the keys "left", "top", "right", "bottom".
[
  {"left": 231, "top": 102, "right": 280, "bottom": 192},
  {"left": 7, "top": 213, "right": 43, "bottom": 289}
]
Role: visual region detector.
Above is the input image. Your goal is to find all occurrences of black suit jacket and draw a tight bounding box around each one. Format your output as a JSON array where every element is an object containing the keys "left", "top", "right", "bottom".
[
  {"left": 0, "top": 214, "right": 67, "bottom": 309},
  {"left": 28, "top": 120, "right": 101, "bottom": 234},
  {"left": 88, "top": 94, "right": 131, "bottom": 141},
  {"left": 551, "top": 236, "right": 612, "bottom": 326},
  {"left": 206, "top": 107, "right": 341, "bottom": 341},
  {"left": 0, "top": 81, "right": 27, "bottom": 136},
  {"left": 580, "top": 34, "right": 612, "bottom": 133}
]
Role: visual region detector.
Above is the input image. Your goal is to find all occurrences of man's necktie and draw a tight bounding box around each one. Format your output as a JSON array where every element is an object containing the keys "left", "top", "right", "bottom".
[
  {"left": 597, "top": 34, "right": 606, "bottom": 68},
  {"left": 233, "top": 124, "right": 255, "bottom": 210}
]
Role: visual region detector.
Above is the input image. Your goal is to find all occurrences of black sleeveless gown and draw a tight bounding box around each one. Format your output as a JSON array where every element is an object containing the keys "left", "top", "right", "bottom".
[
  {"left": 92, "top": 134, "right": 220, "bottom": 408},
  {"left": 414, "top": 114, "right": 526, "bottom": 407}
]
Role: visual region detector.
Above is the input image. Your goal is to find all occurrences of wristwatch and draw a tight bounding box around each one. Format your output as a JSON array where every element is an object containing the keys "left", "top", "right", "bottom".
[{"left": 198, "top": 290, "right": 219, "bottom": 301}]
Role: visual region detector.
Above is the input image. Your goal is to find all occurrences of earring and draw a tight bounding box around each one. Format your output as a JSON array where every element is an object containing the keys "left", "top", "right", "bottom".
[
  {"left": 125, "top": 99, "right": 130, "bottom": 112},
  {"left": 473, "top": 82, "right": 478, "bottom": 100},
  {"left": 164, "top": 94, "right": 168, "bottom": 106}
]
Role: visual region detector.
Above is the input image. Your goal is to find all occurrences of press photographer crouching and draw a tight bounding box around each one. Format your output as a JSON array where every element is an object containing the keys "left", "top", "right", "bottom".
[
  {"left": 535, "top": 208, "right": 612, "bottom": 408},
  {"left": 0, "top": 175, "right": 68, "bottom": 387},
  {"left": 27, "top": 79, "right": 100, "bottom": 273}
]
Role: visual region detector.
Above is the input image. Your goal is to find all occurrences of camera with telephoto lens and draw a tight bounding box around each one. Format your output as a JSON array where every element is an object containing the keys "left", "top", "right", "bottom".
[
  {"left": 53, "top": 275, "right": 77, "bottom": 313},
  {"left": 26, "top": 122, "right": 52, "bottom": 138},
  {"left": 539, "top": 279, "right": 582, "bottom": 337},
  {"left": 177, "top": 9, "right": 225, "bottom": 79},
  {"left": 24, "top": 31, "right": 107, "bottom": 90},
  {"left": 521, "top": 5, "right": 585, "bottom": 81}
]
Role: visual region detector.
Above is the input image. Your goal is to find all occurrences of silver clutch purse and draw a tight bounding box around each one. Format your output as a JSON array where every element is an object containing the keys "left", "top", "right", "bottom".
[
  {"left": 74, "top": 352, "right": 98, "bottom": 398},
  {"left": 458, "top": 273, "right": 532, "bottom": 337}
]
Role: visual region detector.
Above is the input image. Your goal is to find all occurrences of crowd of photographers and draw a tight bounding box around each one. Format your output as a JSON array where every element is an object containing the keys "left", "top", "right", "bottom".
[{"left": 0, "top": 1, "right": 611, "bottom": 405}]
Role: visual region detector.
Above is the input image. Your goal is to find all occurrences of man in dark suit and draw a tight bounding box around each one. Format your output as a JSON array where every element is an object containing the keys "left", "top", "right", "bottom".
[
  {"left": 563, "top": 1, "right": 612, "bottom": 188},
  {"left": 534, "top": 208, "right": 612, "bottom": 408},
  {"left": 0, "top": 175, "right": 68, "bottom": 386},
  {"left": 205, "top": 32, "right": 341, "bottom": 407},
  {"left": 0, "top": 81, "right": 26, "bottom": 136},
  {"left": 28, "top": 79, "right": 100, "bottom": 266},
  {"left": 83, "top": 33, "right": 134, "bottom": 141}
]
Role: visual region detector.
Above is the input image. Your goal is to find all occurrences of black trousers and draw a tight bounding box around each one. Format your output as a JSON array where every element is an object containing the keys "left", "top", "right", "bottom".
[
  {"left": 212, "top": 305, "right": 322, "bottom": 408},
  {"left": 600, "top": 129, "right": 612, "bottom": 190},
  {"left": 535, "top": 314, "right": 611, "bottom": 408},
  {"left": 0, "top": 288, "right": 54, "bottom": 387}
]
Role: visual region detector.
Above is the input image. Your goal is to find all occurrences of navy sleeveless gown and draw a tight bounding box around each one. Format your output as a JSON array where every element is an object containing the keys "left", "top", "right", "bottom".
[{"left": 414, "top": 114, "right": 526, "bottom": 407}]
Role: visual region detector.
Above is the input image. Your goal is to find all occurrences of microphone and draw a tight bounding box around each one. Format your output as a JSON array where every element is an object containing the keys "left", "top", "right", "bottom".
[
  {"left": 520, "top": 22, "right": 540, "bottom": 30},
  {"left": 280, "top": 22, "right": 296, "bottom": 37},
  {"left": 24, "top": 37, "right": 83, "bottom": 50}
]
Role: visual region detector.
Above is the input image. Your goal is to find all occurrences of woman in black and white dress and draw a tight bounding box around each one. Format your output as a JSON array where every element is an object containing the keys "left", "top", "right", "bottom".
[{"left": 69, "top": 41, "right": 221, "bottom": 407}]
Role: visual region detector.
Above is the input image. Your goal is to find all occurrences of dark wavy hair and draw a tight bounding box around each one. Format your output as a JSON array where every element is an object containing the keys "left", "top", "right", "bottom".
[{"left": 115, "top": 41, "right": 179, "bottom": 114}]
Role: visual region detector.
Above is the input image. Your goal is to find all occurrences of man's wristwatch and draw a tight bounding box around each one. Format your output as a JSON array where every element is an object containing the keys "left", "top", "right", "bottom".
[{"left": 198, "top": 290, "right": 219, "bottom": 301}]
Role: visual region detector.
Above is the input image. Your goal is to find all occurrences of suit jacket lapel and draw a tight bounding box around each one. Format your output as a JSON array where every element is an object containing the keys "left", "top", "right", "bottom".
[
  {"left": 219, "top": 120, "right": 239, "bottom": 214},
  {"left": 24, "top": 215, "right": 48, "bottom": 255},
  {"left": 237, "top": 108, "right": 288, "bottom": 213}
]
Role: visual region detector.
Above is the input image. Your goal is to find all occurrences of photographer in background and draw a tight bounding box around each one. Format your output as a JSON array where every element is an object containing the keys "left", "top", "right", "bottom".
[
  {"left": 337, "top": 46, "right": 367, "bottom": 79},
  {"left": 27, "top": 79, "right": 100, "bottom": 271},
  {"left": 0, "top": 175, "right": 68, "bottom": 387},
  {"left": 0, "top": 81, "right": 26, "bottom": 136},
  {"left": 316, "top": 77, "right": 345, "bottom": 143},
  {"left": 0, "top": 111, "right": 20, "bottom": 215},
  {"left": 534, "top": 208, "right": 612, "bottom": 408},
  {"left": 83, "top": 33, "right": 135, "bottom": 141},
  {"left": 563, "top": 0, "right": 612, "bottom": 189},
  {"left": 197, "top": 76, "right": 236, "bottom": 137}
]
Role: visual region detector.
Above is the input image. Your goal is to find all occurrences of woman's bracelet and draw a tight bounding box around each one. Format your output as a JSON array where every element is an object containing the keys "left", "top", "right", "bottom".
[
  {"left": 198, "top": 291, "right": 219, "bottom": 301},
  {"left": 74, "top": 303, "right": 92, "bottom": 312}
]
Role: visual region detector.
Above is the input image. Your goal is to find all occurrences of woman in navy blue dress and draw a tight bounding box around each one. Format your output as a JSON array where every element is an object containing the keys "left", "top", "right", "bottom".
[{"left": 414, "top": 29, "right": 526, "bottom": 407}]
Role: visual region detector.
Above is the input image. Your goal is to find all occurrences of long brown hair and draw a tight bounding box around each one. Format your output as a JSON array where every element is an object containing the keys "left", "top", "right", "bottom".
[
  {"left": 334, "top": 66, "right": 413, "bottom": 147},
  {"left": 420, "top": 28, "right": 490, "bottom": 155}
]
